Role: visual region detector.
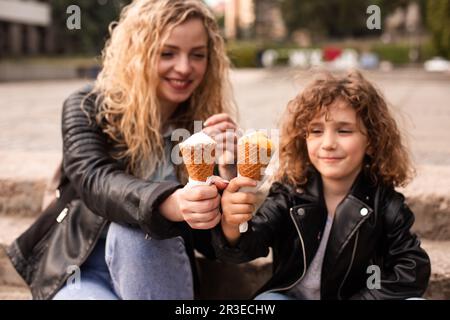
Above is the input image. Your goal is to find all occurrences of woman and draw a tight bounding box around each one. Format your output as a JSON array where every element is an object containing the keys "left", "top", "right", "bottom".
[{"left": 7, "top": 0, "right": 237, "bottom": 300}]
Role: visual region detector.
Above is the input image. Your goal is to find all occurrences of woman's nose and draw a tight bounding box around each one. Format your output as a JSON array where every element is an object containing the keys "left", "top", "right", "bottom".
[{"left": 174, "top": 55, "right": 192, "bottom": 75}]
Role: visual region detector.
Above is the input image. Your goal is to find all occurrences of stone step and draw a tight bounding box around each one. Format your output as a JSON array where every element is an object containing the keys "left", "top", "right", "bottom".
[
  {"left": 0, "top": 216, "right": 448, "bottom": 300},
  {"left": 0, "top": 285, "right": 31, "bottom": 300}
]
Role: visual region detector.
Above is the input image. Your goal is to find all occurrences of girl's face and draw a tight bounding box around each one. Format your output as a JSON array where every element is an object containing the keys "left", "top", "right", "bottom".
[
  {"left": 306, "top": 99, "right": 368, "bottom": 185},
  {"left": 157, "top": 18, "right": 208, "bottom": 111}
]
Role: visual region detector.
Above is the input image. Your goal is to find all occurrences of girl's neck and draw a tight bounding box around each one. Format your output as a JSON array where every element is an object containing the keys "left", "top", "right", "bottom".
[{"left": 322, "top": 176, "right": 356, "bottom": 217}]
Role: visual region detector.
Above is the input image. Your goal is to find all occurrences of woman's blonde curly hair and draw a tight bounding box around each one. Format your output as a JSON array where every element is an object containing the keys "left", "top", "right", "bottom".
[
  {"left": 90, "top": 0, "right": 236, "bottom": 179},
  {"left": 276, "top": 70, "right": 414, "bottom": 188}
]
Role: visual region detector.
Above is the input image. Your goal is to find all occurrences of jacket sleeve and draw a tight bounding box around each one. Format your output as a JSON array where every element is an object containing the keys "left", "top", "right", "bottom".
[
  {"left": 212, "top": 182, "right": 291, "bottom": 264},
  {"left": 61, "top": 85, "right": 183, "bottom": 239},
  {"left": 350, "top": 193, "right": 431, "bottom": 300}
]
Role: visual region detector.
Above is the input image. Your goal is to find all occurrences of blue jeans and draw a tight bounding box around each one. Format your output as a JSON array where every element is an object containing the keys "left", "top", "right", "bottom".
[
  {"left": 53, "top": 222, "right": 193, "bottom": 300},
  {"left": 255, "top": 292, "right": 297, "bottom": 300}
]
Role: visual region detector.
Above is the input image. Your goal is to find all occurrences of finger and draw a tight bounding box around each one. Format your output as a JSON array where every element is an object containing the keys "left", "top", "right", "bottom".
[
  {"left": 204, "top": 113, "right": 235, "bottom": 127},
  {"left": 184, "top": 194, "right": 220, "bottom": 213},
  {"left": 203, "top": 122, "right": 236, "bottom": 136},
  {"left": 209, "top": 176, "right": 229, "bottom": 190},
  {"left": 223, "top": 203, "right": 254, "bottom": 215},
  {"left": 226, "top": 177, "right": 258, "bottom": 193},
  {"left": 184, "top": 209, "right": 220, "bottom": 223},
  {"left": 223, "top": 213, "right": 253, "bottom": 226},
  {"left": 230, "top": 192, "right": 257, "bottom": 205},
  {"left": 189, "top": 212, "right": 222, "bottom": 230},
  {"left": 183, "top": 185, "right": 218, "bottom": 201}
]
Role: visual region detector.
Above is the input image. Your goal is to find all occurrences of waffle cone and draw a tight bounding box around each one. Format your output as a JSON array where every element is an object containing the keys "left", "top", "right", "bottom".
[
  {"left": 237, "top": 141, "right": 272, "bottom": 181},
  {"left": 180, "top": 144, "right": 215, "bottom": 182}
]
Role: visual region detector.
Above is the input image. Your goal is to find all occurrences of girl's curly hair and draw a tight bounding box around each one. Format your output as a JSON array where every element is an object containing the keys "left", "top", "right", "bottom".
[{"left": 276, "top": 70, "right": 414, "bottom": 188}]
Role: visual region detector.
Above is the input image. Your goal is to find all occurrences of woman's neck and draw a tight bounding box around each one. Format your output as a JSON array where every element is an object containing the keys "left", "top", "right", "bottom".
[{"left": 160, "top": 100, "right": 179, "bottom": 127}]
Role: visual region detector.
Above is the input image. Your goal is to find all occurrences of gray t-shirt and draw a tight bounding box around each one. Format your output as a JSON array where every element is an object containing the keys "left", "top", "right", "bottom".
[
  {"left": 101, "top": 130, "right": 178, "bottom": 238},
  {"left": 288, "top": 214, "right": 333, "bottom": 300}
]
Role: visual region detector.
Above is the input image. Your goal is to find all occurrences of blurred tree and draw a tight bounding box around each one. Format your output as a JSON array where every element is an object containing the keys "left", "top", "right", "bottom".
[
  {"left": 279, "top": 0, "right": 424, "bottom": 40},
  {"left": 427, "top": 0, "right": 450, "bottom": 58},
  {"left": 51, "top": 0, "right": 131, "bottom": 55}
]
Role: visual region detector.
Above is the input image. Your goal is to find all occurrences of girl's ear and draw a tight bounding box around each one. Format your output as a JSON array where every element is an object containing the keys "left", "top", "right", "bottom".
[{"left": 366, "top": 142, "right": 374, "bottom": 156}]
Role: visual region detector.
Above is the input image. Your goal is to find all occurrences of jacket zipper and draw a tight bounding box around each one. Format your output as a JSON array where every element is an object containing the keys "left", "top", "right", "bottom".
[
  {"left": 337, "top": 230, "right": 359, "bottom": 300},
  {"left": 263, "top": 207, "right": 307, "bottom": 294},
  {"left": 47, "top": 219, "right": 109, "bottom": 299}
]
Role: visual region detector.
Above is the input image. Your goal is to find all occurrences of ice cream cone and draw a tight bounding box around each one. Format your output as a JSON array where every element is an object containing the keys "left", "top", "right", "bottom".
[
  {"left": 237, "top": 132, "right": 273, "bottom": 181},
  {"left": 180, "top": 132, "right": 216, "bottom": 182}
]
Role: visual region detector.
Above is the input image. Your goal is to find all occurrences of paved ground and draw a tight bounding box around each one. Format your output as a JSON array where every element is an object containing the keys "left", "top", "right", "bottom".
[
  {"left": 0, "top": 68, "right": 449, "bottom": 300},
  {"left": 0, "top": 68, "right": 449, "bottom": 194}
]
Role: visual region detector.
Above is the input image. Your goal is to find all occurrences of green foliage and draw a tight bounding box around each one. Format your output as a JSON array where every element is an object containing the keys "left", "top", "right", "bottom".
[
  {"left": 426, "top": 0, "right": 450, "bottom": 59},
  {"left": 227, "top": 41, "right": 262, "bottom": 68},
  {"left": 279, "top": 0, "right": 425, "bottom": 40},
  {"left": 51, "top": 0, "right": 131, "bottom": 55},
  {"left": 371, "top": 43, "right": 411, "bottom": 64}
]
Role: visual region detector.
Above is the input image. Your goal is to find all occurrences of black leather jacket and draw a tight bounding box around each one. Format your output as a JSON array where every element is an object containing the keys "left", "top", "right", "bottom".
[
  {"left": 212, "top": 170, "right": 431, "bottom": 300},
  {"left": 7, "top": 84, "right": 214, "bottom": 300}
]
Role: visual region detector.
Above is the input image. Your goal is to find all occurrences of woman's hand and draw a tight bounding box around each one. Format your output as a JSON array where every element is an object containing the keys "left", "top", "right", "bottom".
[
  {"left": 203, "top": 113, "right": 238, "bottom": 181},
  {"left": 159, "top": 184, "right": 222, "bottom": 230},
  {"left": 220, "top": 177, "right": 257, "bottom": 245}
]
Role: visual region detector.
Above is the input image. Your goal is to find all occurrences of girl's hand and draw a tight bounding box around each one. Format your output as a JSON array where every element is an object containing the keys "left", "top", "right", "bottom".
[
  {"left": 220, "top": 177, "right": 257, "bottom": 245},
  {"left": 159, "top": 185, "right": 222, "bottom": 230},
  {"left": 203, "top": 113, "right": 238, "bottom": 181}
]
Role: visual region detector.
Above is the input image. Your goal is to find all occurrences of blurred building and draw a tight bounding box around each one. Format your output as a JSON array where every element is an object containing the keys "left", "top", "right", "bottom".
[
  {"left": 225, "top": 0, "right": 286, "bottom": 40},
  {"left": 0, "top": 0, "right": 52, "bottom": 56}
]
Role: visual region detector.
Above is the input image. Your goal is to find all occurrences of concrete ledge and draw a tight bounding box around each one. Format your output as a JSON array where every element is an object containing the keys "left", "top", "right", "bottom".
[
  {"left": 1, "top": 234, "right": 449, "bottom": 299},
  {"left": 410, "top": 195, "right": 450, "bottom": 240},
  {"left": 0, "top": 179, "right": 47, "bottom": 216},
  {"left": 196, "top": 254, "right": 272, "bottom": 300},
  {"left": 1, "top": 177, "right": 449, "bottom": 240}
]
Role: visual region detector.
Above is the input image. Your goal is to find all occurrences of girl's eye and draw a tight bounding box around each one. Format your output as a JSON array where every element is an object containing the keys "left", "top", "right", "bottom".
[
  {"left": 309, "top": 129, "right": 323, "bottom": 135},
  {"left": 338, "top": 129, "right": 353, "bottom": 134}
]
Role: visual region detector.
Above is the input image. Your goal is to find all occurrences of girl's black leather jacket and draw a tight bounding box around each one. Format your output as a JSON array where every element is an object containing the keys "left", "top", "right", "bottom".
[{"left": 213, "top": 170, "right": 431, "bottom": 300}]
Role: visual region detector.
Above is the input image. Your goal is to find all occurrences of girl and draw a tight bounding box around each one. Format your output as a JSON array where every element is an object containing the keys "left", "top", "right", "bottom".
[
  {"left": 215, "top": 71, "right": 431, "bottom": 300},
  {"left": 8, "top": 0, "right": 237, "bottom": 300}
]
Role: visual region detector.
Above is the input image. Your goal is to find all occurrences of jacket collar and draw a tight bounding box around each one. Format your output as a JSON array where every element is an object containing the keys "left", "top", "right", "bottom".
[
  {"left": 303, "top": 167, "right": 377, "bottom": 209},
  {"left": 297, "top": 168, "right": 380, "bottom": 285}
]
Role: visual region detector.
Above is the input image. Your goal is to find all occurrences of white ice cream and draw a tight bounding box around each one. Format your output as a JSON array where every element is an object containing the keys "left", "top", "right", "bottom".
[{"left": 180, "top": 131, "right": 216, "bottom": 147}]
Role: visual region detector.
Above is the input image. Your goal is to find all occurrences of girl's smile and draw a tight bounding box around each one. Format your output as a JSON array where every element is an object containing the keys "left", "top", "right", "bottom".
[{"left": 306, "top": 99, "right": 368, "bottom": 185}]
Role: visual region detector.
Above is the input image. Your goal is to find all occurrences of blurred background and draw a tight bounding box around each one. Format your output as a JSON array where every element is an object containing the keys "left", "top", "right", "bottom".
[
  {"left": 0, "top": 0, "right": 449, "bottom": 300},
  {"left": 1, "top": 0, "right": 449, "bottom": 75}
]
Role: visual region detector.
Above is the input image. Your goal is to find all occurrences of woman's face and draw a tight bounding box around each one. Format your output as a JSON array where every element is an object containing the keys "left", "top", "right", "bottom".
[{"left": 157, "top": 18, "right": 208, "bottom": 111}]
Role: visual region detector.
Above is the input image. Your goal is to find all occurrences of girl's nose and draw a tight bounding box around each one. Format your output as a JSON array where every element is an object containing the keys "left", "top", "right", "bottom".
[{"left": 321, "top": 131, "right": 337, "bottom": 150}]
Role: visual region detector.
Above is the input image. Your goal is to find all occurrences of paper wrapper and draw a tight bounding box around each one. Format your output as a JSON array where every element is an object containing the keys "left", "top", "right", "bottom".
[
  {"left": 180, "top": 143, "right": 216, "bottom": 187},
  {"left": 237, "top": 132, "right": 273, "bottom": 232}
]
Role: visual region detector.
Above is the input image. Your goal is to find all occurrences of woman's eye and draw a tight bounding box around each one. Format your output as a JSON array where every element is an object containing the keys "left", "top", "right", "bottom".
[
  {"left": 161, "top": 52, "right": 174, "bottom": 58},
  {"left": 191, "top": 53, "right": 206, "bottom": 59}
]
